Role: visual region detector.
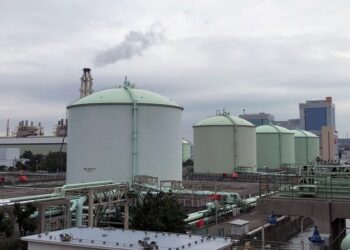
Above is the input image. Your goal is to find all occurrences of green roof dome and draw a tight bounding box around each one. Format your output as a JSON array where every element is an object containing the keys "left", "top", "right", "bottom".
[
  {"left": 341, "top": 234, "right": 350, "bottom": 250},
  {"left": 194, "top": 115, "right": 254, "bottom": 127},
  {"left": 256, "top": 124, "right": 294, "bottom": 134},
  {"left": 67, "top": 87, "right": 182, "bottom": 109},
  {"left": 292, "top": 129, "right": 318, "bottom": 138}
]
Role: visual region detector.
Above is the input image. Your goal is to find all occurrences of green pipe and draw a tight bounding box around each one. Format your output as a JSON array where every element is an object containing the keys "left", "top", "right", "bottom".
[
  {"left": 124, "top": 79, "right": 138, "bottom": 180},
  {"left": 75, "top": 196, "right": 87, "bottom": 226}
]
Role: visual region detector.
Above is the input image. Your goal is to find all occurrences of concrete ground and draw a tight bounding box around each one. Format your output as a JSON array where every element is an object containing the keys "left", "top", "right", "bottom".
[{"left": 0, "top": 186, "right": 54, "bottom": 199}]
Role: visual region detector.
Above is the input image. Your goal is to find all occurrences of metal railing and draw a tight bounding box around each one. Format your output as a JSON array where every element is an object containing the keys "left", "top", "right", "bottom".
[{"left": 258, "top": 173, "right": 350, "bottom": 200}]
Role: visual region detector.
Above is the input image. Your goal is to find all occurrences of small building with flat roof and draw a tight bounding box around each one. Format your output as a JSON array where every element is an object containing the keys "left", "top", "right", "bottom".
[
  {"left": 22, "top": 227, "right": 233, "bottom": 250},
  {"left": 229, "top": 219, "right": 250, "bottom": 236}
]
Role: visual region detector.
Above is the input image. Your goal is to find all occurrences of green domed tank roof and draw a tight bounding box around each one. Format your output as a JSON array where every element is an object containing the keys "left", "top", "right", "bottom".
[
  {"left": 292, "top": 129, "right": 318, "bottom": 138},
  {"left": 341, "top": 234, "right": 350, "bottom": 250},
  {"left": 256, "top": 124, "right": 294, "bottom": 134},
  {"left": 67, "top": 87, "right": 182, "bottom": 109},
  {"left": 194, "top": 115, "right": 254, "bottom": 127}
]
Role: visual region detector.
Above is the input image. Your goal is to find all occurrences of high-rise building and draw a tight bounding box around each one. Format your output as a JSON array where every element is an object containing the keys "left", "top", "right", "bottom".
[
  {"left": 238, "top": 112, "right": 274, "bottom": 126},
  {"left": 299, "top": 97, "right": 337, "bottom": 161},
  {"left": 275, "top": 119, "right": 300, "bottom": 130}
]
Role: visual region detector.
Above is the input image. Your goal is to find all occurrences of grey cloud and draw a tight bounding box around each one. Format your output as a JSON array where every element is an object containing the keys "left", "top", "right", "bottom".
[{"left": 94, "top": 23, "right": 164, "bottom": 67}]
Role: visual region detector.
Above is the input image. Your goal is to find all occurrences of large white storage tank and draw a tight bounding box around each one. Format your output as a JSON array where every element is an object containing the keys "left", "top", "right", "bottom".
[
  {"left": 256, "top": 125, "right": 295, "bottom": 170},
  {"left": 292, "top": 129, "right": 320, "bottom": 165},
  {"left": 193, "top": 114, "right": 257, "bottom": 173},
  {"left": 182, "top": 139, "right": 191, "bottom": 163},
  {"left": 66, "top": 81, "right": 183, "bottom": 184}
]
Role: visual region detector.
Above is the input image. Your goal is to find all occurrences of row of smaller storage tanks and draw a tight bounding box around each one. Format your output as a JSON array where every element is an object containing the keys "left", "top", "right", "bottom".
[{"left": 193, "top": 114, "right": 319, "bottom": 174}]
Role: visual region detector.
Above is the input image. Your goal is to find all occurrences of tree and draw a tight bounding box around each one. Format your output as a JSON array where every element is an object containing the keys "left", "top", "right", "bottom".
[
  {"left": 21, "top": 151, "right": 33, "bottom": 160},
  {"left": 131, "top": 191, "right": 187, "bottom": 233},
  {"left": 21, "top": 151, "right": 44, "bottom": 172},
  {"left": 0, "top": 211, "right": 13, "bottom": 237},
  {"left": 44, "top": 152, "right": 66, "bottom": 172},
  {"left": 13, "top": 203, "right": 37, "bottom": 236},
  {"left": 15, "top": 161, "right": 25, "bottom": 171}
]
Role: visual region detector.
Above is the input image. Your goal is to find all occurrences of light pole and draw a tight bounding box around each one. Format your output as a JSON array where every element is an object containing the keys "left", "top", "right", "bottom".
[{"left": 300, "top": 217, "right": 307, "bottom": 250}]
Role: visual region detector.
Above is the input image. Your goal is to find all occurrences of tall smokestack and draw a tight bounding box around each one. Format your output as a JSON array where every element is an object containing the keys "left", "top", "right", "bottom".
[{"left": 80, "top": 68, "right": 94, "bottom": 98}]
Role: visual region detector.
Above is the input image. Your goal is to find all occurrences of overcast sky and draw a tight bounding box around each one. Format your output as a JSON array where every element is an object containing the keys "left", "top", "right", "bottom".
[{"left": 1, "top": 0, "right": 350, "bottom": 140}]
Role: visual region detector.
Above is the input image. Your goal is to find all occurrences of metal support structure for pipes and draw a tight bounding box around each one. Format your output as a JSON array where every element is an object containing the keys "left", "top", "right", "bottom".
[
  {"left": 88, "top": 189, "right": 94, "bottom": 227},
  {"left": 124, "top": 203, "right": 129, "bottom": 229}
]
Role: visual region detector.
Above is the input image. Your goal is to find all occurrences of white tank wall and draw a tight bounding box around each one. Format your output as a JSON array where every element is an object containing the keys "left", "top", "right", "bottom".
[
  {"left": 236, "top": 126, "right": 257, "bottom": 171},
  {"left": 256, "top": 133, "right": 295, "bottom": 169},
  {"left": 67, "top": 104, "right": 182, "bottom": 184},
  {"left": 295, "top": 137, "right": 320, "bottom": 165},
  {"left": 136, "top": 106, "right": 182, "bottom": 181},
  {"left": 194, "top": 126, "right": 256, "bottom": 173},
  {"left": 182, "top": 142, "right": 191, "bottom": 163}
]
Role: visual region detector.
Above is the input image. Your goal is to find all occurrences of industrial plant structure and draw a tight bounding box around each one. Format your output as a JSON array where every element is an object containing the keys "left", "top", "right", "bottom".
[
  {"left": 15, "top": 121, "right": 44, "bottom": 137},
  {"left": 80, "top": 68, "right": 94, "bottom": 98},
  {"left": 292, "top": 129, "right": 320, "bottom": 165},
  {"left": 54, "top": 119, "right": 68, "bottom": 137},
  {"left": 66, "top": 78, "right": 183, "bottom": 184},
  {"left": 193, "top": 112, "right": 257, "bottom": 174},
  {"left": 256, "top": 124, "right": 295, "bottom": 169}
]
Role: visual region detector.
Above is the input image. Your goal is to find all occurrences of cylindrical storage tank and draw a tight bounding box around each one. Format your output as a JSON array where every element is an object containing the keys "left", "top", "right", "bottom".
[
  {"left": 292, "top": 129, "right": 320, "bottom": 165},
  {"left": 182, "top": 139, "right": 191, "bottom": 163},
  {"left": 66, "top": 85, "right": 183, "bottom": 184},
  {"left": 256, "top": 125, "right": 295, "bottom": 169},
  {"left": 193, "top": 115, "right": 256, "bottom": 173}
]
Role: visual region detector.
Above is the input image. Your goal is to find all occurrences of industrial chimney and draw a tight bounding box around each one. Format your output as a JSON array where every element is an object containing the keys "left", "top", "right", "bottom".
[{"left": 80, "top": 68, "right": 94, "bottom": 98}]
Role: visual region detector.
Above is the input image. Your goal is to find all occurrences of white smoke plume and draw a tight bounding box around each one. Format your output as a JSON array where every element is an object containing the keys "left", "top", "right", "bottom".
[{"left": 94, "top": 23, "right": 164, "bottom": 67}]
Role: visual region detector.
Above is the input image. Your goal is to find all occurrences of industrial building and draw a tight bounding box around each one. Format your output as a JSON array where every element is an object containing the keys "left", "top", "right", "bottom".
[
  {"left": 275, "top": 118, "right": 300, "bottom": 130},
  {"left": 292, "top": 129, "right": 320, "bottom": 165},
  {"left": 193, "top": 112, "right": 257, "bottom": 174},
  {"left": 22, "top": 227, "right": 233, "bottom": 250},
  {"left": 299, "top": 96, "right": 338, "bottom": 161},
  {"left": 256, "top": 124, "right": 295, "bottom": 169},
  {"left": 239, "top": 112, "right": 274, "bottom": 126},
  {"left": 0, "top": 136, "right": 66, "bottom": 156},
  {"left": 66, "top": 78, "right": 183, "bottom": 184}
]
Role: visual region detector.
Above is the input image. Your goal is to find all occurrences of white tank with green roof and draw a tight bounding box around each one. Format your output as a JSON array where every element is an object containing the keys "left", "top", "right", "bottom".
[
  {"left": 193, "top": 113, "right": 257, "bottom": 174},
  {"left": 66, "top": 79, "right": 183, "bottom": 184},
  {"left": 182, "top": 139, "right": 191, "bottom": 163},
  {"left": 292, "top": 129, "right": 320, "bottom": 165},
  {"left": 256, "top": 124, "right": 295, "bottom": 169}
]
